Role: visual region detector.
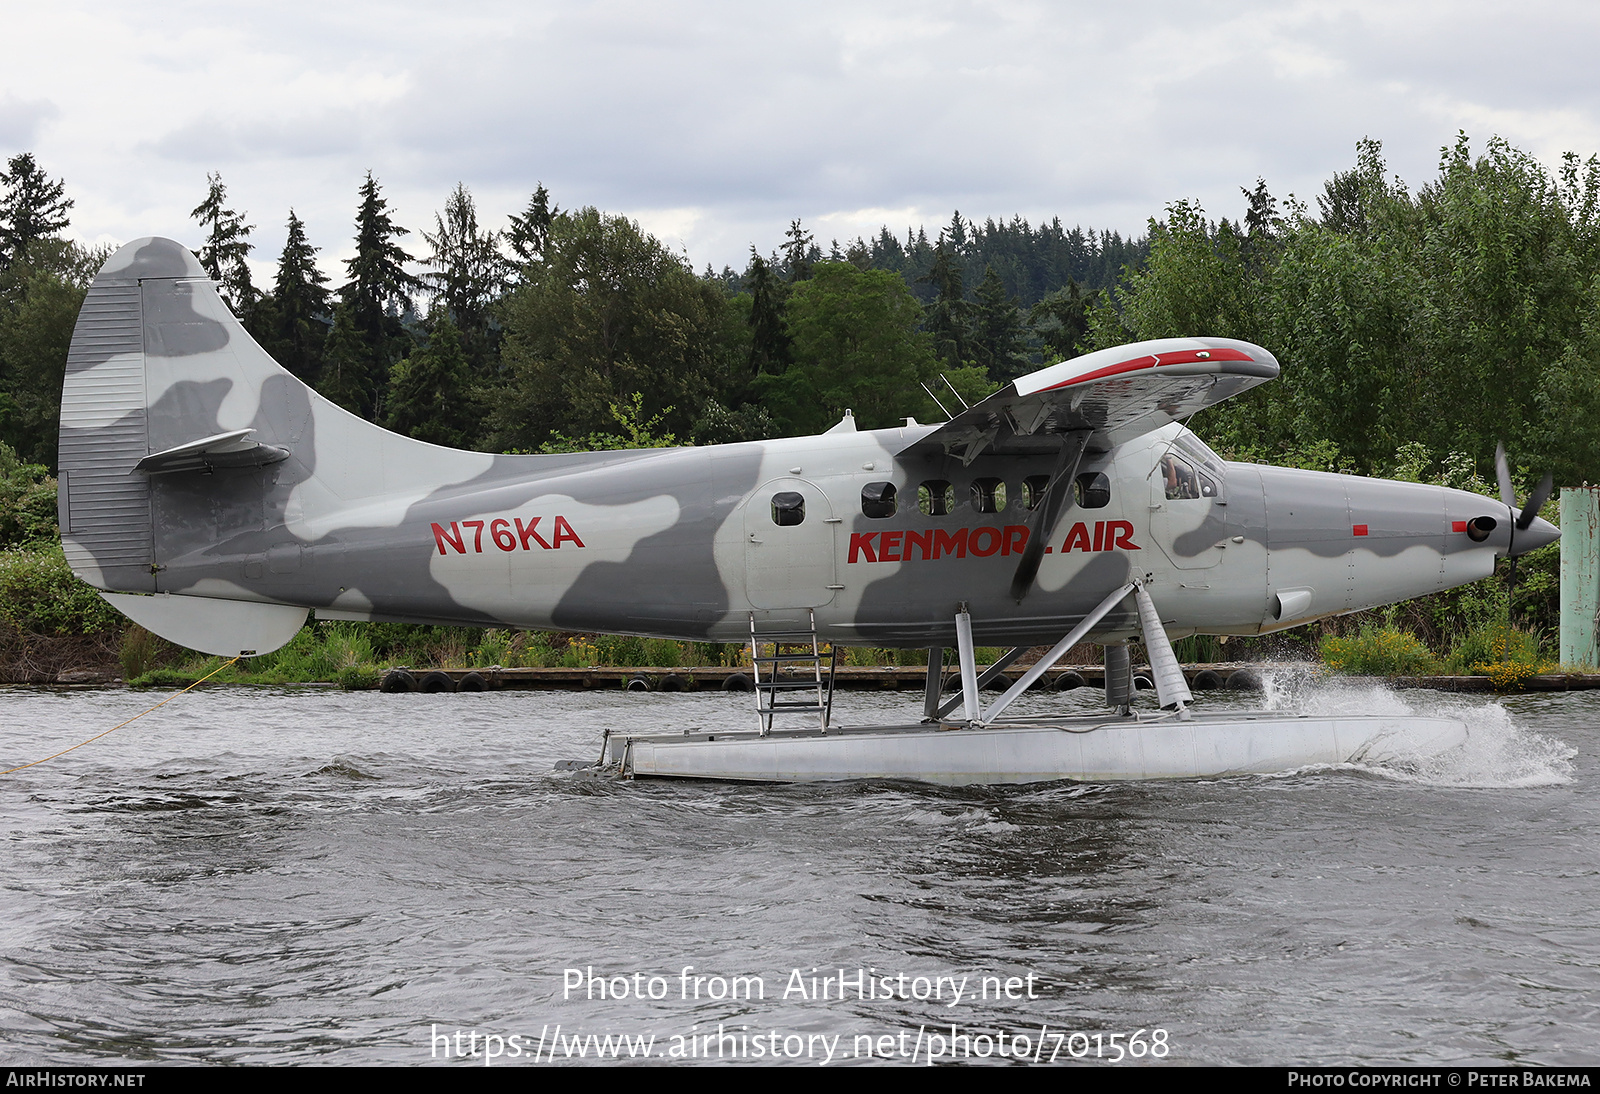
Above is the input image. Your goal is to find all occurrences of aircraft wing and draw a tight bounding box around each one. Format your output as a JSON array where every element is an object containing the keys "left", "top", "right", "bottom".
[{"left": 900, "top": 337, "right": 1279, "bottom": 462}]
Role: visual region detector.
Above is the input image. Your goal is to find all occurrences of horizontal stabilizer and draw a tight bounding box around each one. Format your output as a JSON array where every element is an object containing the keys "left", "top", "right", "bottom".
[
  {"left": 100, "top": 592, "right": 307, "bottom": 657},
  {"left": 900, "top": 337, "right": 1278, "bottom": 462},
  {"left": 134, "top": 428, "right": 290, "bottom": 475}
]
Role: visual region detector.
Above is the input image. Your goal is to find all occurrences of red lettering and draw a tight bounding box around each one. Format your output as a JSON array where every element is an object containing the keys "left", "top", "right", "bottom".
[
  {"left": 969, "top": 527, "right": 1001, "bottom": 557},
  {"left": 1110, "top": 520, "right": 1139, "bottom": 550},
  {"left": 462, "top": 520, "right": 485, "bottom": 552},
  {"left": 552, "top": 516, "right": 585, "bottom": 548},
  {"left": 1003, "top": 525, "right": 1028, "bottom": 556},
  {"left": 1092, "top": 520, "right": 1105, "bottom": 552},
  {"left": 1062, "top": 522, "right": 1092, "bottom": 553},
  {"left": 933, "top": 528, "right": 968, "bottom": 559},
  {"left": 431, "top": 521, "right": 466, "bottom": 555},
  {"left": 848, "top": 532, "right": 878, "bottom": 563},
  {"left": 903, "top": 529, "right": 932, "bottom": 561},
  {"left": 491, "top": 518, "right": 516, "bottom": 551},
  {"left": 879, "top": 530, "right": 904, "bottom": 562},
  {"left": 516, "top": 516, "right": 551, "bottom": 550}
]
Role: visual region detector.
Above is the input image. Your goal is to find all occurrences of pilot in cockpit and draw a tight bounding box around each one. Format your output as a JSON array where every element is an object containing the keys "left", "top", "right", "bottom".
[{"left": 1161, "top": 453, "right": 1200, "bottom": 500}]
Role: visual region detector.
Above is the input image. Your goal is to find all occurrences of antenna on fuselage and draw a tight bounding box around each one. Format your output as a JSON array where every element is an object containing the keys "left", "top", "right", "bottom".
[
  {"left": 920, "top": 381, "right": 954, "bottom": 420},
  {"left": 940, "top": 374, "right": 971, "bottom": 410}
]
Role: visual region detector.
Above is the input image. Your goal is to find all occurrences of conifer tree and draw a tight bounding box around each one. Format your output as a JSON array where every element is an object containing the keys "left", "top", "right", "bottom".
[
  {"left": 919, "top": 240, "right": 970, "bottom": 369},
  {"left": 317, "top": 303, "right": 372, "bottom": 416},
  {"left": 745, "top": 250, "right": 791, "bottom": 375},
  {"left": 190, "top": 173, "right": 258, "bottom": 314},
  {"left": 269, "top": 210, "right": 331, "bottom": 382},
  {"left": 0, "top": 154, "right": 72, "bottom": 268},
  {"left": 1029, "top": 278, "right": 1094, "bottom": 362},
  {"left": 781, "top": 219, "right": 815, "bottom": 282},
  {"left": 339, "top": 173, "right": 418, "bottom": 417},
  {"left": 506, "top": 183, "right": 559, "bottom": 267},
  {"left": 968, "top": 264, "right": 1029, "bottom": 382},
  {"left": 385, "top": 309, "right": 478, "bottom": 447},
  {"left": 423, "top": 183, "right": 506, "bottom": 367}
]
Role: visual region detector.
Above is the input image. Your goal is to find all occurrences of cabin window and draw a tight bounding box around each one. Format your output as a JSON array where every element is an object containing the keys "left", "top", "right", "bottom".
[
  {"left": 918, "top": 480, "right": 955, "bottom": 516},
  {"left": 1196, "top": 470, "right": 1219, "bottom": 498},
  {"left": 970, "top": 478, "right": 1007, "bottom": 514},
  {"left": 1021, "top": 474, "right": 1052, "bottom": 511},
  {"left": 1074, "top": 472, "right": 1111, "bottom": 509},
  {"left": 771, "top": 491, "right": 805, "bottom": 526},
  {"left": 861, "top": 481, "right": 897, "bottom": 518}
]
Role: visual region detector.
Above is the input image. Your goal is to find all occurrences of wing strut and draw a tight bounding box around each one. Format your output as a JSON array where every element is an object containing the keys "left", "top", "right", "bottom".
[{"left": 1009, "top": 429, "right": 1091, "bottom": 602}]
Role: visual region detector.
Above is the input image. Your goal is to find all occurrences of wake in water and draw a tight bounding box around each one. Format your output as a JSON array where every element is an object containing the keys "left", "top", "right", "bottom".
[{"left": 1246, "top": 662, "right": 1576, "bottom": 788}]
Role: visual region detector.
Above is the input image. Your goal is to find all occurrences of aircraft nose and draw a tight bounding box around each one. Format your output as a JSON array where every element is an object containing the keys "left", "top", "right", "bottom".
[{"left": 1512, "top": 514, "right": 1560, "bottom": 555}]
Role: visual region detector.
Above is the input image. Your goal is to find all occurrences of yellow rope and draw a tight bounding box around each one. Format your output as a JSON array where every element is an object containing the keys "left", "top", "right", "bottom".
[{"left": 1, "top": 657, "right": 240, "bottom": 776}]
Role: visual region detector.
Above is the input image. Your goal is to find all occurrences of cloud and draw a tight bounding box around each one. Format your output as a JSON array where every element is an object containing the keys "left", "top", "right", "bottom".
[
  {"left": 9, "top": 0, "right": 1600, "bottom": 275},
  {"left": 0, "top": 93, "right": 61, "bottom": 154}
]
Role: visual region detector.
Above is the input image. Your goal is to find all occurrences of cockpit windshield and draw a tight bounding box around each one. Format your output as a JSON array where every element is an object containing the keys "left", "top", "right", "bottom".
[{"left": 1173, "top": 430, "right": 1225, "bottom": 477}]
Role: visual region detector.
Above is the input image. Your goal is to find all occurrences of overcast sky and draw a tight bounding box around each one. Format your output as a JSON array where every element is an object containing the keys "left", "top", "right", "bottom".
[{"left": 3, "top": 0, "right": 1598, "bottom": 284}]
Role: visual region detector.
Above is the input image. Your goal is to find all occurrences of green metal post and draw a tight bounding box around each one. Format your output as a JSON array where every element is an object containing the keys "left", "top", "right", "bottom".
[{"left": 1559, "top": 487, "right": 1600, "bottom": 668}]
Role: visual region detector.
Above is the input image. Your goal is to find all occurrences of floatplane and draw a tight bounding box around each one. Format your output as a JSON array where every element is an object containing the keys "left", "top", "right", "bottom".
[{"left": 57, "top": 238, "right": 1557, "bottom": 784}]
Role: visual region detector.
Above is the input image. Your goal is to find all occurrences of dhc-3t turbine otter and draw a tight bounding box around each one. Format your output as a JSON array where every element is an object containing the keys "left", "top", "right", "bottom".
[{"left": 58, "top": 238, "right": 1557, "bottom": 784}]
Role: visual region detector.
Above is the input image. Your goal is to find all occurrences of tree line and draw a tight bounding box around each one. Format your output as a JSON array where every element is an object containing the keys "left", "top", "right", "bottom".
[
  {"left": 0, "top": 160, "right": 1147, "bottom": 467},
  {"left": 0, "top": 135, "right": 1592, "bottom": 651},
  {"left": 0, "top": 133, "right": 1594, "bottom": 498}
]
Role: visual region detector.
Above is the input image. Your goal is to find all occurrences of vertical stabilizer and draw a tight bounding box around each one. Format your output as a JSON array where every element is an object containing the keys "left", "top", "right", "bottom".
[{"left": 57, "top": 239, "right": 191, "bottom": 591}]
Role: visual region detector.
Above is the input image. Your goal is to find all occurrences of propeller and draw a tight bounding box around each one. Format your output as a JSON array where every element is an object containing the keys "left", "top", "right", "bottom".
[{"left": 1493, "top": 442, "right": 1556, "bottom": 605}]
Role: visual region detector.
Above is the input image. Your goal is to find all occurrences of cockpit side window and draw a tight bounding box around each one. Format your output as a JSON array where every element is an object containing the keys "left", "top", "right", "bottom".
[
  {"left": 1160, "top": 454, "right": 1203, "bottom": 500},
  {"left": 1161, "top": 448, "right": 1222, "bottom": 501}
]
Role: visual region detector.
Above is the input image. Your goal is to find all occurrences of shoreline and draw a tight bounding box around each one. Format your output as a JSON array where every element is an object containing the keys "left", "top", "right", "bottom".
[{"left": 9, "top": 662, "right": 1597, "bottom": 693}]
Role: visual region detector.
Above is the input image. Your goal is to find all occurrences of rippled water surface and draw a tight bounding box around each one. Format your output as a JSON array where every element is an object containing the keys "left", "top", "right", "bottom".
[{"left": 0, "top": 675, "right": 1593, "bottom": 1066}]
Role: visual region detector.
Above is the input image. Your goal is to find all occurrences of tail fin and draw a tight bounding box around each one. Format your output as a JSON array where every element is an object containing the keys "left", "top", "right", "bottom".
[{"left": 57, "top": 237, "right": 493, "bottom": 655}]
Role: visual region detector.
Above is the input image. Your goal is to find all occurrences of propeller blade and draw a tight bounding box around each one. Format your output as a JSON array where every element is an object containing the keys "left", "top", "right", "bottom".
[
  {"left": 1517, "top": 471, "right": 1554, "bottom": 531},
  {"left": 1495, "top": 443, "right": 1516, "bottom": 509}
]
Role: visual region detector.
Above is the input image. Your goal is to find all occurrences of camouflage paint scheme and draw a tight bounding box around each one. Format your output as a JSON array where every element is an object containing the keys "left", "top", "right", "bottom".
[{"left": 58, "top": 239, "right": 1557, "bottom": 656}]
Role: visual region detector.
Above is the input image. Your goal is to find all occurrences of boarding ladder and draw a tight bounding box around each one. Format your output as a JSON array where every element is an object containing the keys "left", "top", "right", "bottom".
[{"left": 748, "top": 610, "right": 837, "bottom": 736}]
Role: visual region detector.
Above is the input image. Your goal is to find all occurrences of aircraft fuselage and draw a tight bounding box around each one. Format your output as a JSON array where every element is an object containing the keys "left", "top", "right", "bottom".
[{"left": 138, "top": 420, "right": 1538, "bottom": 648}]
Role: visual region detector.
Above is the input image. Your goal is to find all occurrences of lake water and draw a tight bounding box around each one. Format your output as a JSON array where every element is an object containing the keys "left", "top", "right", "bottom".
[{"left": 0, "top": 673, "right": 1592, "bottom": 1066}]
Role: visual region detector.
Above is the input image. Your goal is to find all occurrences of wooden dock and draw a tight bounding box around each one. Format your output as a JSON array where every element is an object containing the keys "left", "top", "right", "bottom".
[{"left": 378, "top": 663, "right": 1600, "bottom": 694}]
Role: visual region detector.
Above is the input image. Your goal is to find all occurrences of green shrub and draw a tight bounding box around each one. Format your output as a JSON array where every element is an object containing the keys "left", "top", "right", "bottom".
[
  {"left": 0, "top": 442, "right": 58, "bottom": 547},
  {"left": 119, "top": 625, "right": 169, "bottom": 680},
  {"left": 594, "top": 634, "right": 646, "bottom": 666},
  {"left": 641, "top": 637, "right": 682, "bottom": 667},
  {"left": 1320, "top": 623, "right": 1439, "bottom": 676},
  {"left": 0, "top": 544, "right": 123, "bottom": 635},
  {"left": 128, "top": 667, "right": 209, "bottom": 689},
  {"left": 336, "top": 665, "right": 379, "bottom": 690}
]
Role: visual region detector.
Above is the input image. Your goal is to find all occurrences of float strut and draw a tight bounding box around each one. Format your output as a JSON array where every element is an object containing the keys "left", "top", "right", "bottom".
[
  {"left": 982, "top": 581, "right": 1138, "bottom": 724},
  {"left": 923, "top": 647, "right": 945, "bottom": 721},
  {"left": 954, "top": 604, "right": 980, "bottom": 724},
  {"left": 1133, "top": 582, "right": 1193, "bottom": 717},
  {"left": 934, "top": 646, "right": 1030, "bottom": 721}
]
